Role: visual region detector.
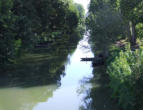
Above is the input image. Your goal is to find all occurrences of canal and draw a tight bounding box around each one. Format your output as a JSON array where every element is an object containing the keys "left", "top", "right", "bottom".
[
  {"left": 0, "top": 34, "right": 95, "bottom": 110},
  {"left": 34, "top": 35, "right": 94, "bottom": 110}
]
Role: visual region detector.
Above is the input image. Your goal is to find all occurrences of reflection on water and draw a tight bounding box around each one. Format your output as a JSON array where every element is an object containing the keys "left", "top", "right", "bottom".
[
  {"left": 0, "top": 85, "right": 57, "bottom": 110},
  {"left": 0, "top": 35, "right": 95, "bottom": 110},
  {"left": 34, "top": 35, "right": 94, "bottom": 110},
  {"left": 81, "top": 67, "right": 120, "bottom": 110},
  {"left": 0, "top": 44, "right": 73, "bottom": 88}
]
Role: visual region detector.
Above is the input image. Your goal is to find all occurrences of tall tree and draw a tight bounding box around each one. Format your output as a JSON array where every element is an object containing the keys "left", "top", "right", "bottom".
[{"left": 86, "top": 0, "right": 124, "bottom": 57}]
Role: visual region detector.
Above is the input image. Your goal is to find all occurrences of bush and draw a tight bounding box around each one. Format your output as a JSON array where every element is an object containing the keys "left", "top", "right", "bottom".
[
  {"left": 136, "top": 23, "right": 143, "bottom": 39},
  {"left": 107, "top": 44, "right": 143, "bottom": 110}
]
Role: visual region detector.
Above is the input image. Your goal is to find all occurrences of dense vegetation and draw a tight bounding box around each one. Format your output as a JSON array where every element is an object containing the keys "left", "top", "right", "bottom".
[
  {"left": 0, "top": 0, "right": 85, "bottom": 68},
  {"left": 86, "top": 0, "right": 143, "bottom": 109},
  {"left": 86, "top": 0, "right": 143, "bottom": 56},
  {"left": 107, "top": 45, "right": 143, "bottom": 110}
]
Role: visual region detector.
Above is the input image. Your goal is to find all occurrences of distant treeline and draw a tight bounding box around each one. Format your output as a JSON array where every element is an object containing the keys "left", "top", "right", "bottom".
[{"left": 0, "top": 0, "right": 85, "bottom": 65}]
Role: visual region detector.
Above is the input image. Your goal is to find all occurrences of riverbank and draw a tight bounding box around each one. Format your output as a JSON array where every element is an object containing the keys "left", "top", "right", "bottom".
[{"left": 89, "top": 41, "right": 143, "bottom": 110}]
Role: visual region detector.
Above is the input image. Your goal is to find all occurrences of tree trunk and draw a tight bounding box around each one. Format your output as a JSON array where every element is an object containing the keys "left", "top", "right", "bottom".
[
  {"left": 129, "top": 21, "right": 136, "bottom": 46},
  {"left": 127, "top": 22, "right": 131, "bottom": 41}
]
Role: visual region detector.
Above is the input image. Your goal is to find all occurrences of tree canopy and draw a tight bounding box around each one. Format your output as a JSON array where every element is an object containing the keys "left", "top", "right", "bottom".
[
  {"left": 0, "top": 0, "right": 85, "bottom": 66},
  {"left": 86, "top": 0, "right": 143, "bottom": 56}
]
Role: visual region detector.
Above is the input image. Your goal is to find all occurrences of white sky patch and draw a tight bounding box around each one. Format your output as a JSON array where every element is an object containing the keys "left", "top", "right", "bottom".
[{"left": 73, "top": 0, "right": 90, "bottom": 13}]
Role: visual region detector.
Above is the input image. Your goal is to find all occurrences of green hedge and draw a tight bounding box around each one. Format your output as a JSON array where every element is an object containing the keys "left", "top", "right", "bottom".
[{"left": 107, "top": 45, "right": 143, "bottom": 110}]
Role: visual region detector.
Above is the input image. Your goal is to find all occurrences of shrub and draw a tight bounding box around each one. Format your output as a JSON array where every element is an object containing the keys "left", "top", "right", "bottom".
[{"left": 107, "top": 44, "right": 143, "bottom": 110}]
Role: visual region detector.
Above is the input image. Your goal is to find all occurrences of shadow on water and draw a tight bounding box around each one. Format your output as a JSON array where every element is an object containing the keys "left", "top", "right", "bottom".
[
  {"left": 0, "top": 53, "right": 62, "bottom": 110},
  {"left": 0, "top": 41, "right": 78, "bottom": 110},
  {"left": 0, "top": 43, "right": 76, "bottom": 88},
  {"left": 80, "top": 66, "right": 120, "bottom": 110}
]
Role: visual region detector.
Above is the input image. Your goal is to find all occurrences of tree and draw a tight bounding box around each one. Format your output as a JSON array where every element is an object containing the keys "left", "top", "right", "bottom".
[
  {"left": 120, "top": 0, "right": 143, "bottom": 45},
  {"left": 86, "top": 0, "right": 124, "bottom": 57},
  {"left": 0, "top": 0, "right": 16, "bottom": 64},
  {"left": 0, "top": 0, "right": 84, "bottom": 66}
]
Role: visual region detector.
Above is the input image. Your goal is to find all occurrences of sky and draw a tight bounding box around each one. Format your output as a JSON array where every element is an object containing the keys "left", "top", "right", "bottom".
[{"left": 73, "top": 0, "right": 90, "bottom": 13}]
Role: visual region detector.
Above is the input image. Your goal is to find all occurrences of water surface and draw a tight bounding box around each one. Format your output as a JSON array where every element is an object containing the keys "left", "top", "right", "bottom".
[
  {"left": 34, "top": 35, "right": 94, "bottom": 110},
  {"left": 0, "top": 35, "right": 94, "bottom": 110}
]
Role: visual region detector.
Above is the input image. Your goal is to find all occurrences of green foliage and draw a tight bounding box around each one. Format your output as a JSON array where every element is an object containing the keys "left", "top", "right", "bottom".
[
  {"left": 120, "top": 0, "right": 143, "bottom": 22},
  {"left": 119, "top": 0, "right": 143, "bottom": 45},
  {"left": 87, "top": 0, "right": 143, "bottom": 110},
  {"left": 107, "top": 45, "right": 143, "bottom": 110},
  {"left": 0, "top": 0, "right": 16, "bottom": 64},
  {"left": 74, "top": 3, "right": 85, "bottom": 18},
  {"left": 86, "top": 1, "right": 124, "bottom": 55},
  {"left": 0, "top": 0, "right": 85, "bottom": 66},
  {"left": 136, "top": 23, "right": 143, "bottom": 39},
  {"left": 87, "top": 0, "right": 143, "bottom": 53}
]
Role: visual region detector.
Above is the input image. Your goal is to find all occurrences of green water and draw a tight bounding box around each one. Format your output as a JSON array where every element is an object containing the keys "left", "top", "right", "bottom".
[
  {"left": 0, "top": 35, "right": 94, "bottom": 110},
  {"left": 0, "top": 85, "right": 57, "bottom": 110}
]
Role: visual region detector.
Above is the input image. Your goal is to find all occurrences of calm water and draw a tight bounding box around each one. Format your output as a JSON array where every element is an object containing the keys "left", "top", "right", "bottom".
[{"left": 0, "top": 35, "right": 94, "bottom": 110}]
